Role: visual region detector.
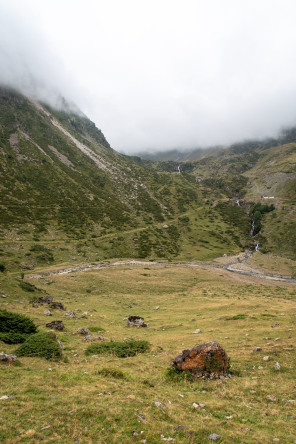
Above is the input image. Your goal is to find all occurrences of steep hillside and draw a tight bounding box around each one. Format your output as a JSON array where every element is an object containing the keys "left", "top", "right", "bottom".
[
  {"left": 190, "top": 137, "right": 296, "bottom": 260},
  {"left": 0, "top": 87, "right": 253, "bottom": 271}
]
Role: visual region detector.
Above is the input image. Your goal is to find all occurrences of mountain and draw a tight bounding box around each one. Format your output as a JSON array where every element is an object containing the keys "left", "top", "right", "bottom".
[{"left": 0, "top": 86, "right": 295, "bottom": 273}]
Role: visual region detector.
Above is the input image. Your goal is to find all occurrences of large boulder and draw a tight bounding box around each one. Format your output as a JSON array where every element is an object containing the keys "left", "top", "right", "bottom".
[
  {"left": 127, "top": 315, "right": 147, "bottom": 328},
  {"left": 172, "top": 342, "right": 228, "bottom": 378},
  {"left": 46, "top": 320, "right": 65, "bottom": 331}
]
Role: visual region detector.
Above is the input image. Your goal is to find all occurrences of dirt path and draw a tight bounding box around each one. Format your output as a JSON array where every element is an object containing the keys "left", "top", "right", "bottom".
[{"left": 26, "top": 252, "right": 296, "bottom": 284}]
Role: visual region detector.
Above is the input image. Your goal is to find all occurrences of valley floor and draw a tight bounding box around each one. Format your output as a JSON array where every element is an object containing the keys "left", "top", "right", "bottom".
[{"left": 1, "top": 261, "right": 296, "bottom": 443}]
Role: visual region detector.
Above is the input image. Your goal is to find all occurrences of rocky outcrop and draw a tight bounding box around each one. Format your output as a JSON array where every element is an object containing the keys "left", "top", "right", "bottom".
[
  {"left": 172, "top": 342, "right": 228, "bottom": 378},
  {"left": 46, "top": 320, "right": 65, "bottom": 331},
  {"left": 49, "top": 301, "right": 65, "bottom": 310},
  {"left": 127, "top": 315, "right": 147, "bottom": 328}
]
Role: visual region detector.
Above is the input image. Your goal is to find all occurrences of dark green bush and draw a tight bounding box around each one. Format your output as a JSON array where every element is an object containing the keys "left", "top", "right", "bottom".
[
  {"left": 88, "top": 326, "right": 105, "bottom": 332},
  {"left": 0, "top": 309, "right": 37, "bottom": 334},
  {"left": 165, "top": 367, "right": 195, "bottom": 383},
  {"left": 85, "top": 339, "right": 150, "bottom": 358},
  {"left": 0, "top": 263, "right": 5, "bottom": 272},
  {"left": 226, "top": 314, "right": 247, "bottom": 320},
  {"left": 0, "top": 331, "right": 30, "bottom": 344},
  {"left": 15, "top": 331, "right": 62, "bottom": 359},
  {"left": 19, "top": 281, "right": 36, "bottom": 292},
  {"left": 0, "top": 310, "right": 37, "bottom": 344}
]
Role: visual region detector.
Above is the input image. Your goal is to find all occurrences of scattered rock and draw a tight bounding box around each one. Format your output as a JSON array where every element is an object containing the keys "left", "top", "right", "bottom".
[
  {"left": 192, "top": 329, "right": 202, "bottom": 334},
  {"left": 64, "top": 311, "right": 76, "bottom": 318},
  {"left": 209, "top": 433, "right": 222, "bottom": 441},
  {"left": 274, "top": 338, "right": 280, "bottom": 341},
  {"left": 155, "top": 306, "right": 160, "bottom": 310},
  {"left": 172, "top": 342, "right": 228, "bottom": 378},
  {"left": 127, "top": 315, "right": 147, "bottom": 328},
  {"left": 274, "top": 362, "right": 281, "bottom": 371},
  {"left": 49, "top": 301, "right": 65, "bottom": 310},
  {"left": 263, "top": 356, "right": 269, "bottom": 361},
  {"left": 154, "top": 401, "right": 166, "bottom": 408},
  {"left": 19, "top": 263, "right": 34, "bottom": 270},
  {"left": 0, "top": 352, "right": 18, "bottom": 363},
  {"left": 267, "top": 395, "right": 278, "bottom": 402},
  {"left": 160, "top": 435, "right": 174, "bottom": 442},
  {"left": 0, "top": 396, "right": 10, "bottom": 400},
  {"left": 84, "top": 335, "right": 93, "bottom": 341},
  {"left": 37, "top": 295, "right": 53, "bottom": 304},
  {"left": 192, "top": 402, "right": 205, "bottom": 409},
  {"left": 76, "top": 328, "right": 91, "bottom": 335},
  {"left": 271, "top": 324, "right": 279, "bottom": 328},
  {"left": 44, "top": 309, "right": 52, "bottom": 316},
  {"left": 97, "top": 336, "right": 105, "bottom": 341},
  {"left": 46, "top": 320, "right": 65, "bottom": 331},
  {"left": 253, "top": 347, "right": 262, "bottom": 352},
  {"left": 80, "top": 312, "right": 88, "bottom": 318}
]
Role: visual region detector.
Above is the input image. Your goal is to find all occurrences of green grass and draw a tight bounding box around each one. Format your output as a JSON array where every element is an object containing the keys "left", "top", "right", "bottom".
[{"left": 0, "top": 263, "right": 295, "bottom": 443}]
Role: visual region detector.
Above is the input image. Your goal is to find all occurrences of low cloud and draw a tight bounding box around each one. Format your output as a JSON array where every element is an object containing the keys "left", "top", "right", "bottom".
[{"left": 1, "top": 0, "right": 296, "bottom": 153}]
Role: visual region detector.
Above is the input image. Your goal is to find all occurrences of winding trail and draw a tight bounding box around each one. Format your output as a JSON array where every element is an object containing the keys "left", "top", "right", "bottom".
[{"left": 27, "top": 251, "right": 296, "bottom": 284}]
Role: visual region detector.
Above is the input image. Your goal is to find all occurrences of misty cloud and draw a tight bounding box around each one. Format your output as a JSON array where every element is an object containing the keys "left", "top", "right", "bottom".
[{"left": 1, "top": 0, "right": 296, "bottom": 153}]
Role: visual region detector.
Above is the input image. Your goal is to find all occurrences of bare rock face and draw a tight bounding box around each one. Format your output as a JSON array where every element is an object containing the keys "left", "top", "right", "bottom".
[
  {"left": 46, "top": 320, "right": 65, "bottom": 331},
  {"left": 127, "top": 315, "right": 147, "bottom": 328},
  {"left": 37, "top": 295, "right": 53, "bottom": 304},
  {"left": 172, "top": 342, "right": 228, "bottom": 378}
]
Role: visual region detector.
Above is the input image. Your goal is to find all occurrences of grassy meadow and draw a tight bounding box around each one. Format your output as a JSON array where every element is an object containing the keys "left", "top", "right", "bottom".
[{"left": 0, "top": 263, "right": 296, "bottom": 443}]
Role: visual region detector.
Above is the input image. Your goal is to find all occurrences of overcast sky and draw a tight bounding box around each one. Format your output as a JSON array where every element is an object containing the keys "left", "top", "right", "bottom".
[{"left": 1, "top": 0, "right": 296, "bottom": 153}]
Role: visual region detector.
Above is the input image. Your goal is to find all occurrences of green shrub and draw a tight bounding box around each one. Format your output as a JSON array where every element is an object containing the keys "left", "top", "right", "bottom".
[
  {"left": 0, "top": 263, "right": 5, "bottom": 272},
  {"left": 165, "top": 366, "right": 195, "bottom": 383},
  {"left": 88, "top": 326, "right": 105, "bottom": 332},
  {"left": 0, "top": 331, "right": 31, "bottom": 344},
  {"left": 97, "top": 367, "right": 128, "bottom": 379},
  {"left": 0, "top": 309, "right": 37, "bottom": 334},
  {"left": 85, "top": 339, "right": 150, "bottom": 358},
  {"left": 225, "top": 314, "right": 247, "bottom": 320},
  {"left": 15, "top": 331, "right": 62, "bottom": 359},
  {"left": 0, "top": 310, "right": 37, "bottom": 343},
  {"left": 19, "top": 281, "right": 36, "bottom": 292}
]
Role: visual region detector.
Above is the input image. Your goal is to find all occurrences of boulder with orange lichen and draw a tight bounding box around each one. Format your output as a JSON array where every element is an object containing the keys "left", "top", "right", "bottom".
[{"left": 172, "top": 341, "right": 229, "bottom": 378}]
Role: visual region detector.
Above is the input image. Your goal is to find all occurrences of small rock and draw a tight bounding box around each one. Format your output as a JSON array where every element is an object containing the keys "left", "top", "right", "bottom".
[
  {"left": 209, "top": 433, "right": 221, "bottom": 441},
  {"left": 97, "top": 336, "right": 104, "bottom": 341},
  {"left": 0, "top": 395, "right": 10, "bottom": 400},
  {"left": 154, "top": 401, "right": 166, "bottom": 408},
  {"left": 178, "top": 394, "right": 184, "bottom": 398},
  {"left": 274, "top": 362, "right": 281, "bottom": 371},
  {"left": 155, "top": 306, "right": 160, "bottom": 310},
  {"left": 273, "top": 439, "right": 280, "bottom": 442},
  {"left": 44, "top": 309, "right": 52, "bottom": 316},
  {"left": 127, "top": 315, "right": 147, "bottom": 328},
  {"left": 0, "top": 352, "right": 18, "bottom": 363},
  {"left": 192, "top": 329, "right": 201, "bottom": 334},
  {"left": 253, "top": 347, "right": 262, "bottom": 352},
  {"left": 263, "top": 356, "right": 269, "bottom": 361},
  {"left": 258, "top": 366, "right": 263, "bottom": 369},
  {"left": 274, "top": 338, "right": 280, "bottom": 341},
  {"left": 267, "top": 395, "right": 278, "bottom": 402},
  {"left": 84, "top": 335, "right": 93, "bottom": 341},
  {"left": 64, "top": 311, "right": 76, "bottom": 318},
  {"left": 76, "top": 328, "right": 91, "bottom": 335}
]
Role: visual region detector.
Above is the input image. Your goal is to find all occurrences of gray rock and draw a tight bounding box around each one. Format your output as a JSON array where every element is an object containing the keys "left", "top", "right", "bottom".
[
  {"left": 84, "top": 335, "right": 93, "bottom": 341},
  {"left": 253, "top": 347, "right": 262, "bottom": 352},
  {"left": 44, "top": 309, "right": 52, "bottom": 316},
  {"left": 127, "top": 315, "right": 147, "bottom": 328},
  {"left": 64, "top": 311, "right": 76, "bottom": 318},
  {"left": 46, "top": 320, "right": 65, "bottom": 331},
  {"left": 76, "top": 328, "right": 91, "bottom": 335},
  {"left": 37, "top": 295, "right": 53, "bottom": 304},
  {"left": 274, "top": 362, "right": 281, "bottom": 371},
  {"left": 209, "top": 433, "right": 222, "bottom": 441},
  {"left": 49, "top": 301, "right": 65, "bottom": 310},
  {"left": 0, "top": 352, "right": 18, "bottom": 363}
]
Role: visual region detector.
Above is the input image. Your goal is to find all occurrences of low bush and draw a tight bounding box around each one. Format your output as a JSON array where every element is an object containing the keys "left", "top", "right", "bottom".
[
  {"left": 15, "top": 331, "right": 62, "bottom": 360},
  {"left": 19, "top": 281, "right": 36, "bottom": 292},
  {"left": 0, "top": 310, "right": 34, "bottom": 333},
  {"left": 165, "top": 367, "right": 195, "bottom": 383},
  {"left": 225, "top": 314, "right": 247, "bottom": 320},
  {"left": 97, "top": 367, "right": 128, "bottom": 379},
  {"left": 88, "top": 326, "right": 105, "bottom": 332},
  {"left": 0, "top": 332, "right": 31, "bottom": 344},
  {"left": 85, "top": 339, "right": 150, "bottom": 358}
]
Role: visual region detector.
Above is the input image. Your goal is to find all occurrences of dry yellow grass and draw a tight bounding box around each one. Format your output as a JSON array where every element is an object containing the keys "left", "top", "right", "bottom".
[{"left": 0, "top": 264, "right": 295, "bottom": 443}]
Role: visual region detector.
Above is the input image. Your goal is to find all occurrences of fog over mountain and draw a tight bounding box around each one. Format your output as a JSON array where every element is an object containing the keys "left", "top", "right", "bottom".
[{"left": 1, "top": 0, "right": 296, "bottom": 153}]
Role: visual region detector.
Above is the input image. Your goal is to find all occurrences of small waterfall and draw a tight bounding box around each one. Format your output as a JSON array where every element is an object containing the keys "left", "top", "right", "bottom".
[
  {"left": 250, "top": 220, "right": 255, "bottom": 237},
  {"left": 177, "top": 165, "right": 181, "bottom": 173},
  {"left": 236, "top": 199, "right": 240, "bottom": 206},
  {"left": 255, "top": 242, "right": 259, "bottom": 252}
]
